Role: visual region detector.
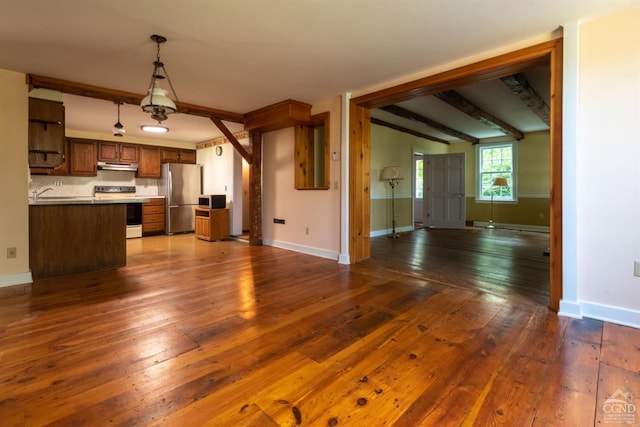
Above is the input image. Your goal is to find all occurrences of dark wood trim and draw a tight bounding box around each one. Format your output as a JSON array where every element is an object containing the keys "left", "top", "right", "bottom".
[
  {"left": 381, "top": 104, "right": 479, "bottom": 144},
  {"left": 349, "top": 38, "right": 563, "bottom": 311},
  {"left": 210, "top": 117, "right": 252, "bottom": 164},
  {"left": 548, "top": 40, "right": 563, "bottom": 311},
  {"left": 349, "top": 102, "right": 371, "bottom": 262},
  {"left": 352, "top": 39, "right": 558, "bottom": 108},
  {"left": 433, "top": 90, "right": 524, "bottom": 140},
  {"left": 26, "top": 74, "right": 244, "bottom": 123},
  {"left": 243, "top": 99, "right": 311, "bottom": 132},
  {"left": 249, "top": 130, "right": 263, "bottom": 246},
  {"left": 370, "top": 117, "right": 449, "bottom": 144}
]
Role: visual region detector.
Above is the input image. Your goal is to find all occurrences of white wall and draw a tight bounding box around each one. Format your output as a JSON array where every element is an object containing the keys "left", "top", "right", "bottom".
[
  {"left": 198, "top": 141, "right": 245, "bottom": 236},
  {"left": 573, "top": 5, "right": 640, "bottom": 326},
  {"left": 262, "top": 96, "right": 342, "bottom": 260}
]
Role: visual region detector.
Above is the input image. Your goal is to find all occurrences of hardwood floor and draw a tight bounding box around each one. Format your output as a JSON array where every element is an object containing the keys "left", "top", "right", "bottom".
[
  {"left": 368, "top": 227, "right": 551, "bottom": 305},
  {"left": 1, "top": 234, "right": 638, "bottom": 426}
]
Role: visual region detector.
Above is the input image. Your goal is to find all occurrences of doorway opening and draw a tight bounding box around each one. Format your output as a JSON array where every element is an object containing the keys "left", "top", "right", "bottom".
[{"left": 348, "top": 39, "right": 562, "bottom": 310}]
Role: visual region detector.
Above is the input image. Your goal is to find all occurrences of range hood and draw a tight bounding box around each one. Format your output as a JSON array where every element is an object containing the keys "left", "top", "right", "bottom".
[{"left": 97, "top": 161, "right": 138, "bottom": 172}]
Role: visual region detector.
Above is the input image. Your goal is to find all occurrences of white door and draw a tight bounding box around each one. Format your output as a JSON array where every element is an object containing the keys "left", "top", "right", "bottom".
[
  {"left": 413, "top": 154, "right": 424, "bottom": 224},
  {"left": 425, "top": 153, "right": 466, "bottom": 228}
]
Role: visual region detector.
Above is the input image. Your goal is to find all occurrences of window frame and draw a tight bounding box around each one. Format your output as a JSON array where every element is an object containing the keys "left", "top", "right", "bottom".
[{"left": 475, "top": 141, "right": 517, "bottom": 203}]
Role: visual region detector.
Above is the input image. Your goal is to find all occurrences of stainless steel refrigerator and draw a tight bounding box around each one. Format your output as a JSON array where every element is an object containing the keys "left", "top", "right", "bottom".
[{"left": 159, "top": 163, "right": 202, "bottom": 235}]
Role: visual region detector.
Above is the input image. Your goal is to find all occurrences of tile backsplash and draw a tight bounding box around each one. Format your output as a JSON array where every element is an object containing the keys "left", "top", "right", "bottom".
[{"left": 29, "top": 170, "right": 159, "bottom": 197}]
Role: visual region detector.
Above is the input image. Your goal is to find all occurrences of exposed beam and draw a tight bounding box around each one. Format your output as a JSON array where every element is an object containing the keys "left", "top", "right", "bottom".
[
  {"left": 500, "top": 73, "right": 550, "bottom": 126},
  {"left": 370, "top": 118, "right": 449, "bottom": 144},
  {"left": 210, "top": 118, "right": 252, "bottom": 164},
  {"left": 27, "top": 74, "right": 245, "bottom": 123},
  {"left": 249, "top": 130, "right": 263, "bottom": 246},
  {"left": 380, "top": 104, "right": 479, "bottom": 144},
  {"left": 434, "top": 90, "right": 524, "bottom": 140}
]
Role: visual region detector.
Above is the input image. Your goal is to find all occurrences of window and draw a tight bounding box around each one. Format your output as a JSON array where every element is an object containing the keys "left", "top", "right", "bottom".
[
  {"left": 476, "top": 142, "right": 516, "bottom": 202},
  {"left": 415, "top": 157, "right": 424, "bottom": 199}
]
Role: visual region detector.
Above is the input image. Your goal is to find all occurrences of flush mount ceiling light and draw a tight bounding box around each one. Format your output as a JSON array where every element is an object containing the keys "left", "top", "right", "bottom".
[
  {"left": 112, "top": 102, "right": 125, "bottom": 137},
  {"left": 140, "top": 34, "right": 178, "bottom": 123},
  {"left": 140, "top": 122, "right": 169, "bottom": 133}
]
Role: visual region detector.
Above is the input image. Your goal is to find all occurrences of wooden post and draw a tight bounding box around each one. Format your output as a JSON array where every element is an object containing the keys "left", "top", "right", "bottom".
[{"left": 249, "top": 130, "right": 263, "bottom": 246}]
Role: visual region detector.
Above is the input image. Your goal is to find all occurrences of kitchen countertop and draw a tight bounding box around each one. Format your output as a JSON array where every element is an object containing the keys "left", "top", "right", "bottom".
[{"left": 29, "top": 196, "right": 150, "bottom": 205}]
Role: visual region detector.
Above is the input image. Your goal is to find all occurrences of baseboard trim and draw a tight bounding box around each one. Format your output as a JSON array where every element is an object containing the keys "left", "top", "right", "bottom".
[
  {"left": 473, "top": 221, "right": 549, "bottom": 233},
  {"left": 370, "top": 225, "right": 414, "bottom": 238},
  {"left": 263, "top": 239, "right": 340, "bottom": 261},
  {"left": 558, "top": 299, "right": 582, "bottom": 319},
  {"left": 579, "top": 301, "right": 640, "bottom": 329},
  {"left": 338, "top": 253, "right": 350, "bottom": 265},
  {"left": 0, "top": 272, "right": 33, "bottom": 288}
]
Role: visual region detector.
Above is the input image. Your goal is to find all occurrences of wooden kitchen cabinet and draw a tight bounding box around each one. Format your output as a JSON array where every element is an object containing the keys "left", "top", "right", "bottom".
[
  {"left": 194, "top": 208, "right": 229, "bottom": 241},
  {"left": 142, "top": 198, "right": 165, "bottom": 235},
  {"left": 98, "top": 141, "right": 139, "bottom": 163},
  {"left": 160, "top": 147, "right": 196, "bottom": 164},
  {"left": 137, "top": 145, "right": 161, "bottom": 178},
  {"left": 28, "top": 98, "right": 65, "bottom": 170},
  {"left": 68, "top": 138, "right": 97, "bottom": 176}
]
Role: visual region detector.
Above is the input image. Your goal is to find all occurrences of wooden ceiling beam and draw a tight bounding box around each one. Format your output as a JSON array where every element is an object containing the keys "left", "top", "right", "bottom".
[
  {"left": 434, "top": 90, "right": 524, "bottom": 140},
  {"left": 26, "top": 74, "right": 245, "bottom": 123},
  {"left": 380, "top": 104, "right": 479, "bottom": 144},
  {"left": 500, "top": 73, "right": 550, "bottom": 126},
  {"left": 210, "top": 117, "right": 252, "bottom": 164},
  {"left": 370, "top": 118, "right": 449, "bottom": 144}
]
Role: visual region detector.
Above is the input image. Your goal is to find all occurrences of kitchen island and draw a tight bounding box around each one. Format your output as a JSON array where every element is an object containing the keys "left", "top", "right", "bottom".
[{"left": 29, "top": 197, "right": 147, "bottom": 280}]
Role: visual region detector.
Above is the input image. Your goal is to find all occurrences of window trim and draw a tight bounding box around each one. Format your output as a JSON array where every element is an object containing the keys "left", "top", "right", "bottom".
[{"left": 475, "top": 141, "right": 517, "bottom": 202}]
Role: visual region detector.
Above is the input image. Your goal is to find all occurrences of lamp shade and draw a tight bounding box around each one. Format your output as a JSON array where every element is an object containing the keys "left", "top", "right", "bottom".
[
  {"left": 381, "top": 166, "right": 403, "bottom": 180},
  {"left": 492, "top": 177, "right": 508, "bottom": 187},
  {"left": 140, "top": 87, "right": 177, "bottom": 119}
]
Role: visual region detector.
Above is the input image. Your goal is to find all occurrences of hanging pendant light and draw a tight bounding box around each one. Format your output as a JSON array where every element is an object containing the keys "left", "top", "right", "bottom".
[
  {"left": 140, "top": 34, "right": 178, "bottom": 129},
  {"left": 113, "top": 102, "right": 125, "bottom": 137}
]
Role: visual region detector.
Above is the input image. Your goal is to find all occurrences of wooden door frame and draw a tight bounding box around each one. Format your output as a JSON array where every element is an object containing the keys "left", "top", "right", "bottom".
[{"left": 349, "top": 39, "right": 563, "bottom": 311}]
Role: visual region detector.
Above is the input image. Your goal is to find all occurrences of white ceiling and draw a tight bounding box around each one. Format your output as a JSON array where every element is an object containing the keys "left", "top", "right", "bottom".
[{"left": 1, "top": 0, "right": 636, "bottom": 143}]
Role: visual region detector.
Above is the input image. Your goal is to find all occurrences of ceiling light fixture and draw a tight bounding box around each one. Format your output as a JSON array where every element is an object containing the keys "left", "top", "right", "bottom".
[
  {"left": 113, "top": 102, "right": 125, "bottom": 137},
  {"left": 140, "top": 34, "right": 178, "bottom": 124},
  {"left": 140, "top": 122, "right": 169, "bottom": 133}
]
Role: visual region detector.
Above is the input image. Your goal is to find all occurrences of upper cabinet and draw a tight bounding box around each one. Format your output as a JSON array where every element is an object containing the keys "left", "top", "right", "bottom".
[
  {"left": 138, "top": 146, "right": 161, "bottom": 179},
  {"left": 68, "top": 138, "right": 97, "bottom": 176},
  {"left": 97, "top": 141, "right": 139, "bottom": 163},
  {"left": 160, "top": 147, "right": 196, "bottom": 164},
  {"left": 28, "top": 98, "right": 65, "bottom": 170}
]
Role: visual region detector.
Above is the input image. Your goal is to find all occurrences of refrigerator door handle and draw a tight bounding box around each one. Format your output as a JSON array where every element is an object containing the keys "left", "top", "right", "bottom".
[{"left": 168, "top": 170, "right": 173, "bottom": 205}]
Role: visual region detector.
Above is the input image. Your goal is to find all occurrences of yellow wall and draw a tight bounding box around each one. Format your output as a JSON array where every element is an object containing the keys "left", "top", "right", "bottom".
[
  {"left": 0, "top": 70, "right": 30, "bottom": 285},
  {"left": 371, "top": 123, "right": 448, "bottom": 232},
  {"left": 449, "top": 131, "right": 550, "bottom": 227},
  {"left": 371, "top": 128, "right": 550, "bottom": 232}
]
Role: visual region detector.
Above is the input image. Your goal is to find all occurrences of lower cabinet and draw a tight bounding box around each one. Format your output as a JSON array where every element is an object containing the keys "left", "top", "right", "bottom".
[
  {"left": 194, "top": 208, "right": 229, "bottom": 241},
  {"left": 142, "top": 198, "right": 165, "bottom": 236}
]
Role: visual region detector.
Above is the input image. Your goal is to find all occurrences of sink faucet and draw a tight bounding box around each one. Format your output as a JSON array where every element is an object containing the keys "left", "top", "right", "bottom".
[{"left": 32, "top": 187, "right": 53, "bottom": 200}]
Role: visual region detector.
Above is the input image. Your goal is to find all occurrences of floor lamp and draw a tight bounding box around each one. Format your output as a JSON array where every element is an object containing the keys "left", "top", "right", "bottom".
[
  {"left": 486, "top": 177, "right": 508, "bottom": 229},
  {"left": 381, "top": 166, "right": 403, "bottom": 238}
]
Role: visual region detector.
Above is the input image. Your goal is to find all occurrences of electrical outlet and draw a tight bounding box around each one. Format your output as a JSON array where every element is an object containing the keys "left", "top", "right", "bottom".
[
  {"left": 6, "top": 247, "right": 17, "bottom": 258},
  {"left": 305, "top": 227, "right": 309, "bottom": 235},
  {"left": 634, "top": 261, "right": 640, "bottom": 277},
  {"left": 54, "top": 180, "right": 62, "bottom": 187}
]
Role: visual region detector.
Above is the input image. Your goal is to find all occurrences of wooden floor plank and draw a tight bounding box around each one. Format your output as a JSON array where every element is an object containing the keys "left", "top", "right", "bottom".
[
  {"left": 0, "top": 232, "right": 636, "bottom": 426},
  {"left": 533, "top": 317, "right": 603, "bottom": 426}
]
